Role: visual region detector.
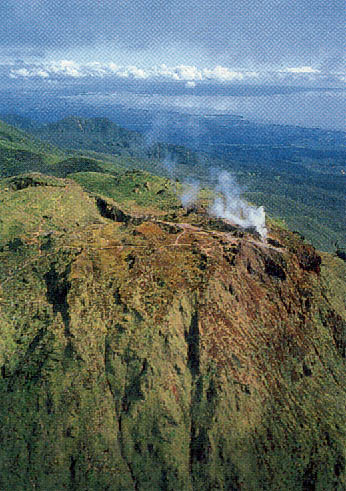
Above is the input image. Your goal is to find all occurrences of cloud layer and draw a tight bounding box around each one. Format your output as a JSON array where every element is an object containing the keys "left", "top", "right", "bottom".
[{"left": 7, "top": 60, "right": 345, "bottom": 88}]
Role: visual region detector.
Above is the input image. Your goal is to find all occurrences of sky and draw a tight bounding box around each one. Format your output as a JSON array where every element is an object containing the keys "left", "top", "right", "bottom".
[{"left": 0, "top": 0, "right": 345, "bottom": 128}]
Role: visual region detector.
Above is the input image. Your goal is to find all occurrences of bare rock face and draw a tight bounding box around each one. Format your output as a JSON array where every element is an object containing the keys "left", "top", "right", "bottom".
[{"left": 0, "top": 180, "right": 346, "bottom": 490}]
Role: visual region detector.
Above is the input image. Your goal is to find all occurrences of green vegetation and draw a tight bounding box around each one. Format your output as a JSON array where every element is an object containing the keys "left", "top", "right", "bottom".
[
  {"left": 0, "top": 169, "right": 346, "bottom": 489},
  {"left": 0, "top": 114, "right": 345, "bottom": 490},
  {"left": 0, "top": 119, "right": 66, "bottom": 178},
  {"left": 0, "top": 174, "right": 106, "bottom": 244},
  {"left": 33, "top": 116, "right": 146, "bottom": 157},
  {"left": 69, "top": 170, "right": 181, "bottom": 214}
]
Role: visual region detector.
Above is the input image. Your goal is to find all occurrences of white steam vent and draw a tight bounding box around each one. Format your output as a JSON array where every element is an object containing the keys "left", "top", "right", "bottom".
[{"left": 209, "top": 171, "right": 267, "bottom": 240}]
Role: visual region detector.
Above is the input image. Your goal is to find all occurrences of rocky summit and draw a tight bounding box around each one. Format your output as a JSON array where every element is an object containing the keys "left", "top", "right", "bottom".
[{"left": 1, "top": 173, "right": 346, "bottom": 490}]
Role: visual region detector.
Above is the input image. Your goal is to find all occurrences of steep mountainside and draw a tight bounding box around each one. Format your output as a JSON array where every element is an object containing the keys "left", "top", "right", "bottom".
[
  {"left": 33, "top": 116, "right": 146, "bottom": 158},
  {"left": 32, "top": 116, "right": 208, "bottom": 180},
  {"left": 0, "top": 113, "right": 41, "bottom": 131},
  {"left": 0, "top": 118, "right": 171, "bottom": 185},
  {"left": 0, "top": 119, "right": 67, "bottom": 178},
  {"left": 1, "top": 172, "right": 346, "bottom": 490}
]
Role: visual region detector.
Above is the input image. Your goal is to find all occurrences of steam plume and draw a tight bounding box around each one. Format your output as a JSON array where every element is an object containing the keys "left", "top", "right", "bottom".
[
  {"left": 180, "top": 180, "right": 200, "bottom": 208},
  {"left": 162, "top": 153, "right": 176, "bottom": 180},
  {"left": 209, "top": 171, "right": 267, "bottom": 239}
]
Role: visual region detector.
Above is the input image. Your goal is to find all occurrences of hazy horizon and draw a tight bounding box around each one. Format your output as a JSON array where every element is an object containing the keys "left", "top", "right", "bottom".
[{"left": 1, "top": 0, "right": 345, "bottom": 131}]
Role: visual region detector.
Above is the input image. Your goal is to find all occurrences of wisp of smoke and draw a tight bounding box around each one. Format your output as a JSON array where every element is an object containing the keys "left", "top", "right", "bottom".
[
  {"left": 162, "top": 153, "right": 176, "bottom": 180},
  {"left": 180, "top": 180, "right": 200, "bottom": 209},
  {"left": 209, "top": 171, "right": 267, "bottom": 239}
]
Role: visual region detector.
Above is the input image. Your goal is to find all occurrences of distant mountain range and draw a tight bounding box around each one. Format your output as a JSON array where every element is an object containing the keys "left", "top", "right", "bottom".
[
  {"left": 32, "top": 116, "right": 147, "bottom": 158},
  {"left": 3, "top": 110, "right": 345, "bottom": 147}
]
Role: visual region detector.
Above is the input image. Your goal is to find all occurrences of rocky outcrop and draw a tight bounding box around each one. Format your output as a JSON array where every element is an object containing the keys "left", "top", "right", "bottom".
[{"left": 8, "top": 173, "right": 66, "bottom": 190}]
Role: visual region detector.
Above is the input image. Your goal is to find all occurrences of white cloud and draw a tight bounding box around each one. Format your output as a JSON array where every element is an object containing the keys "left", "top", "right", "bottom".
[
  {"left": 173, "top": 65, "right": 202, "bottom": 81},
  {"left": 203, "top": 65, "right": 244, "bottom": 81},
  {"left": 154, "top": 64, "right": 179, "bottom": 80},
  {"left": 98, "top": 62, "right": 149, "bottom": 79},
  {"left": 12, "top": 68, "right": 30, "bottom": 77},
  {"left": 36, "top": 69, "right": 49, "bottom": 78},
  {"left": 108, "top": 62, "right": 119, "bottom": 73},
  {"left": 52, "top": 60, "right": 81, "bottom": 77},
  {"left": 84, "top": 62, "right": 108, "bottom": 76},
  {"left": 185, "top": 81, "right": 196, "bottom": 88},
  {"left": 6, "top": 60, "right": 345, "bottom": 88},
  {"left": 283, "top": 66, "right": 320, "bottom": 74},
  {"left": 119, "top": 66, "right": 149, "bottom": 79}
]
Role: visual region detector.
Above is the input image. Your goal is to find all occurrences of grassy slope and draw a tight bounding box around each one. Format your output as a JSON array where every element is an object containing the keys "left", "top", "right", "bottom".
[
  {"left": 0, "top": 174, "right": 106, "bottom": 244},
  {"left": 69, "top": 170, "right": 181, "bottom": 214},
  {"left": 0, "top": 119, "right": 68, "bottom": 177}
]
